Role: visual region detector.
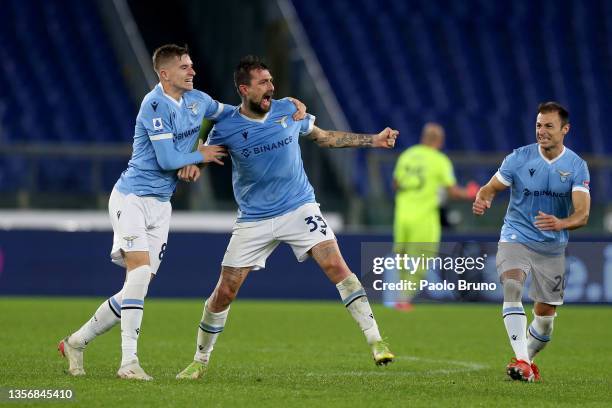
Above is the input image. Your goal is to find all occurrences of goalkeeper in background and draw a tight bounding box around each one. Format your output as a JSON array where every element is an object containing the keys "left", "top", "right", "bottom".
[{"left": 390, "top": 123, "right": 478, "bottom": 311}]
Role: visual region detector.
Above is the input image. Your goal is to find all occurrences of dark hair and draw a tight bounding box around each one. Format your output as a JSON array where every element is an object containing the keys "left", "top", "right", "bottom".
[
  {"left": 538, "top": 101, "right": 569, "bottom": 127},
  {"left": 152, "top": 44, "right": 190, "bottom": 74},
  {"left": 234, "top": 55, "right": 269, "bottom": 95}
]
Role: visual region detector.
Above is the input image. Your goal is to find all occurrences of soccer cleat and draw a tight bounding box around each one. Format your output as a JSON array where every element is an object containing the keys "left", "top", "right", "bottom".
[
  {"left": 176, "top": 361, "right": 208, "bottom": 380},
  {"left": 372, "top": 340, "right": 395, "bottom": 366},
  {"left": 531, "top": 362, "right": 541, "bottom": 381},
  {"left": 117, "top": 360, "right": 153, "bottom": 381},
  {"left": 506, "top": 357, "right": 534, "bottom": 382},
  {"left": 58, "top": 337, "right": 85, "bottom": 376},
  {"left": 394, "top": 302, "right": 414, "bottom": 312}
]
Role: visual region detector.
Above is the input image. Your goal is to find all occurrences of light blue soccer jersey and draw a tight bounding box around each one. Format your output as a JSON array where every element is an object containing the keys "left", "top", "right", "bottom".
[
  {"left": 115, "top": 84, "right": 229, "bottom": 200},
  {"left": 208, "top": 98, "right": 316, "bottom": 221},
  {"left": 495, "top": 143, "right": 590, "bottom": 251}
]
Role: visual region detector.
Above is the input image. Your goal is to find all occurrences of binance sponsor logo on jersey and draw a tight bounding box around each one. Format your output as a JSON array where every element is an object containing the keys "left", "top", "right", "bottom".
[
  {"left": 523, "top": 188, "right": 570, "bottom": 198},
  {"left": 241, "top": 136, "right": 293, "bottom": 158},
  {"left": 174, "top": 126, "right": 201, "bottom": 142}
]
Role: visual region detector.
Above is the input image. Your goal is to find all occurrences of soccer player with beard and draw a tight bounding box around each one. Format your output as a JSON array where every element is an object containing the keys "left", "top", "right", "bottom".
[
  {"left": 176, "top": 56, "right": 399, "bottom": 379},
  {"left": 473, "top": 102, "right": 590, "bottom": 382},
  {"left": 58, "top": 45, "right": 306, "bottom": 380}
]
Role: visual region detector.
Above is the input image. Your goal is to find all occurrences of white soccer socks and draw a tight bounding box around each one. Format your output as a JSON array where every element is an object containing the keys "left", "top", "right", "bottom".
[
  {"left": 120, "top": 265, "right": 151, "bottom": 366},
  {"left": 502, "top": 301, "right": 530, "bottom": 362},
  {"left": 69, "top": 289, "right": 123, "bottom": 348},
  {"left": 528, "top": 312, "right": 555, "bottom": 360},
  {"left": 194, "top": 301, "right": 230, "bottom": 364},
  {"left": 336, "top": 273, "right": 382, "bottom": 344}
]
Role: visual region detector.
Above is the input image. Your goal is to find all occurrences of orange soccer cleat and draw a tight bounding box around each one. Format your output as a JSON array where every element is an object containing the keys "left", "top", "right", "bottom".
[
  {"left": 506, "top": 357, "right": 535, "bottom": 382},
  {"left": 530, "top": 362, "right": 541, "bottom": 382}
]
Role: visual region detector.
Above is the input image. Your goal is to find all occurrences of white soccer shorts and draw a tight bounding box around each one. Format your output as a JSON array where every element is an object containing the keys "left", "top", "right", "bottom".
[
  {"left": 222, "top": 202, "right": 336, "bottom": 269},
  {"left": 108, "top": 188, "right": 171, "bottom": 275}
]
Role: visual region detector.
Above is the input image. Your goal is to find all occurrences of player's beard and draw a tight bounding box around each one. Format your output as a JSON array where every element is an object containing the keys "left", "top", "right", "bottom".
[{"left": 248, "top": 94, "right": 272, "bottom": 115}]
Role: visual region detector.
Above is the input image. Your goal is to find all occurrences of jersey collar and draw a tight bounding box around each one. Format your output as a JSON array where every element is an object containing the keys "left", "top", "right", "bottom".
[
  {"left": 238, "top": 104, "right": 270, "bottom": 123},
  {"left": 157, "top": 83, "right": 183, "bottom": 107},
  {"left": 538, "top": 145, "right": 566, "bottom": 164}
]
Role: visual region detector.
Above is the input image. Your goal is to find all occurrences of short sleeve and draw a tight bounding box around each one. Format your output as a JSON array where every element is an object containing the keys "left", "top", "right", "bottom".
[
  {"left": 191, "top": 90, "right": 229, "bottom": 120},
  {"left": 572, "top": 159, "right": 590, "bottom": 194},
  {"left": 299, "top": 113, "right": 316, "bottom": 136},
  {"left": 206, "top": 125, "right": 222, "bottom": 146},
  {"left": 140, "top": 98, "right": 174, "bottom": 139},
  {"left": 439, "top": 154, "right": 457, "bottom": 187},
  {"left": 393, "top": 151, "right": 408, "bottom": 180},
  {"left": 496, "top": 151, "right": 517, "bottom": 186}
]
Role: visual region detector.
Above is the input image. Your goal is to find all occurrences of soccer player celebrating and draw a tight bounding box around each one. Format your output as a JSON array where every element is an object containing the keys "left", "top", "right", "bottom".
[
  {"left": 391, "top": 123, "right": 478, "bottom": 311},
  {"left": 176, "top": 56, "right": 399, "bottom": 379},
  {"left": 473, "top": 102, "right": 590, "bottom": 382},
  {"left": 58, "top": 45, "right": 306, "bottom": 380}
]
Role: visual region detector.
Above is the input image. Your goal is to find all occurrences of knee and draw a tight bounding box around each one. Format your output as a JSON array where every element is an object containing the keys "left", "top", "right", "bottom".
[
  {"left": 534, "top": 302, "right": 556, "bottom": 316},
  {"left": 502, "top": 277, "right": 524, "bottom": 302}
]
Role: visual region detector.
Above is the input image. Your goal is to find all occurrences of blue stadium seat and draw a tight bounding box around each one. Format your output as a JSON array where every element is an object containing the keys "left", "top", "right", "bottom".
[
  {"left": 7, "top": 0, "right": 136, "bottom": 135},
  {"left": 292, "top": 0, "right": 610, "bottom": 198},
  {"left": 0, "top": 0, "right": 136, "bottom": 194}
]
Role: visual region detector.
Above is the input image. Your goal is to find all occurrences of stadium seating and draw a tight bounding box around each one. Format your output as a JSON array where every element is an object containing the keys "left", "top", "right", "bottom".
[
  {"left": 0, "top": 0, "right": 134, "bottom": 143},
  {"left": 291, "top": 0, "right": 611, "bottom": 196},
  {"left": 0, "top": 0, "right": 609, "bottom": 206},
  {"left": 0, "top": 0, "right": 135, "bottom": 193}
]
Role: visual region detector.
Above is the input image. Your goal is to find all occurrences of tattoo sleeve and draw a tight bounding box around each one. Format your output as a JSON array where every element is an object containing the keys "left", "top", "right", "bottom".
[{"left": 310, "top": 129, "right": 373, "bottom": 148}]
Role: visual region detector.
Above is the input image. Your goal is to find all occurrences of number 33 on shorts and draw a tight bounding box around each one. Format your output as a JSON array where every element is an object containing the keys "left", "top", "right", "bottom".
[{"left": 304, "top": 214, "right": 328, "bottom": 235}]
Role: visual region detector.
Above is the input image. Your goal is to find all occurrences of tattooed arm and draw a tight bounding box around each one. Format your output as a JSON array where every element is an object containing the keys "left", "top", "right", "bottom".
[{"left": 307, "top": 126, "right": 399, "bottom": 149}]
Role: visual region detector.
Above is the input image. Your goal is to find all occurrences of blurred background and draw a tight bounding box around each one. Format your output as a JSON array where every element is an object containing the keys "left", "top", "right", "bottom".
[{"left": 0, "top": 0, "right": 611, "bottom": 302}]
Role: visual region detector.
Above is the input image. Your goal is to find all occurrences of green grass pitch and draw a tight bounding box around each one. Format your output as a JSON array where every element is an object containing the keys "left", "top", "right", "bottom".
[{"left": 0, "top": 298, "right": 610, "bottom": 407}]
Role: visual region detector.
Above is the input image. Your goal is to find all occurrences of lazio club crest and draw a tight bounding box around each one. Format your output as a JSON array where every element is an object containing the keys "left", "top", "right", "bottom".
[
  {"left": 187, "top": 102, "right": 199, "bottom": 115},
  {"left": 558, "top": 170, "right": 571, "bottom": 183},
  {"left": 123, "top": 235, "right": 138, "bottom": 249},
  {"left": 275, "top": 115, "right": 288, "bottom": 128}
]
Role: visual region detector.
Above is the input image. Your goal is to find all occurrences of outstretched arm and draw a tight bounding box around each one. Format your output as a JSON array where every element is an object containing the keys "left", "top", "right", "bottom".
[
  {"left": 307, "top": 126, "right": 399, "bottom": 148},
  {"left": 447, "top": 182, "right": 480, "bottom": 201}
]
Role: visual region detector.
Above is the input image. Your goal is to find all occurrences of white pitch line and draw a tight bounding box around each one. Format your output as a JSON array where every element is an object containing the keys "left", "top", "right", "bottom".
[
  {"left": 304, "top": 356, "right": 488, "bottom": 377},
  {"left": 398, "top": 355, "right": 489, "bottom": 370},
  {"left": 250, "top": 348, "right": 489, "bottom": 376}
]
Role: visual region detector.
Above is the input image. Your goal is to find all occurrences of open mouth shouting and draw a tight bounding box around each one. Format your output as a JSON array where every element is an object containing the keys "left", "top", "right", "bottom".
[{"left": 261, "top": 93, "right": 273, "bottom": 110}]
